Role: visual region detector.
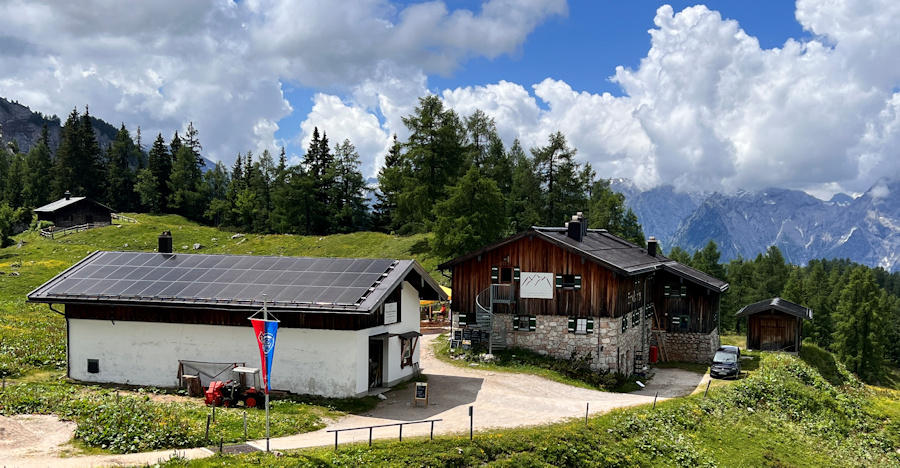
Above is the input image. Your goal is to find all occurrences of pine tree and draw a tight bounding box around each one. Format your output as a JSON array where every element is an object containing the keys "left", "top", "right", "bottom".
[
  {"left": 201, "top": 161, "right": 230, "bottom": 226},
  {"left": 301, "top": 127, "right": 336, "bottom": 234},
  {"left": 432, "top": 166, "right": 508, "bottom": 258},
  {"left": 328, "top": 139, "right": 369, "bottom": 233},
  {"left": 141, "top": 133, "right": 172, "bottom": 213},
  {"left": 167, "top": 145, "right": 204, "bottom": 219},
  {"left": 507, "top": 139, "right": 541, "bottom": 233},
  {"left": 78, "top": 107, "right": 105, "bottom": 200},
  {"left": 532, "top": 131, "right": 583, "bottom": 225},
  {"left": 396, "top": 95, "right": 468, "bottom": 232},
  {"left": 51, "top": 108, "right": 81, "bottom": 198},
  {"left": 373, "top": 134, "right": 403, "bottom": 233},
  {"left": 105, "top": 124, "right": 139, "bottom": 211},
  {"left": 833, "top": 267, "right": 887, "bottom": 382},
  {"left": 23, "top": 137, "right": 53, "bottom": 208},
  {"left": 182, "top": 122, "right": 205, "bottom": 168}
]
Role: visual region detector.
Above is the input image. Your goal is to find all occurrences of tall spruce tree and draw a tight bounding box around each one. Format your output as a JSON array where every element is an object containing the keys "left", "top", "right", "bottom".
[
  {"left": 105, "top": 124, "right": 139, "bottom": 211},
  {"left": 23, "top": 135, "right": 53, "bottom": 208},
  {"left": 396, "top": 95, "right": 468, "bottom": 232},
  {"left": 833, "top": 267, "right": 887, "bottom": 382},
  {"left": 373, "top": 134, "right": 403, "bottom": 233},
  {"left": 328, "top": 139, "right": 369, "bottom": 233},
  {"left": 432, "top": 166, "right": 508, "bottom": 258},
  {"left": 507, "top": 139, "right": 541, "bottom": 233},
  {"left": 532, "top": 131, "right": 583, "bottom": 225},
  {"left": 167, "top": 145, "right": 204, "bottom": 220}
]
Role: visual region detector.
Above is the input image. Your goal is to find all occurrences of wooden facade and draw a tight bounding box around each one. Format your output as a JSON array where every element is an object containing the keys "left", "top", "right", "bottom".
[
  {"left": 444, "top": 230, "right": 726, "bottom": 335},
  {"left": 737, "top": 298, "right": 812, "bottom": 353},
  {"left": 64, "top": 283, "right": 403, "bottom": 331}
]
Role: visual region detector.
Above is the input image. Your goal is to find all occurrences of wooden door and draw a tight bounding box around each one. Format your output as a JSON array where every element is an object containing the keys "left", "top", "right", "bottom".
[{"left": 759, "top": 318, "right": 783, "bottom": 351}]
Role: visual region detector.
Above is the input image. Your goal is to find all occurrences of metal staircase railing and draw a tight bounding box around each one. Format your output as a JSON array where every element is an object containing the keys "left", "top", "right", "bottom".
[{"left": 470, "top": 284, "right": 516, "bottom": 353}]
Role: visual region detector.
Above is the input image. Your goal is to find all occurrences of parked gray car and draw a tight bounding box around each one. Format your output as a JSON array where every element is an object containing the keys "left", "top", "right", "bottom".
[{"left": 710, "top": 345, "right": 741, "bottom": 379}]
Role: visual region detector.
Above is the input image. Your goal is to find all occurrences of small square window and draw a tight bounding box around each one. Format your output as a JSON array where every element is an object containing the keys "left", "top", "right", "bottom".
[
  {"left": 514, "top": 315, "right": 535, "bottom": 331},
  {"left": 575, "top": 318, "right": 587, "bottom": 334},
  {"left": 500, "top": 267, "right": 513, "bottom": 283},
  {"left": 87, "top": 359, "right": 99, "bottom": 374}
]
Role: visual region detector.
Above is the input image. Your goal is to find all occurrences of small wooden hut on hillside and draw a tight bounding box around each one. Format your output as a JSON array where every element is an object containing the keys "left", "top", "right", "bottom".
[
  {"left": 736, "top": 297, "right": 812, "bottom": 352},
  {"left": 34, "top": 191, "right": 113, "bottom": 229}
]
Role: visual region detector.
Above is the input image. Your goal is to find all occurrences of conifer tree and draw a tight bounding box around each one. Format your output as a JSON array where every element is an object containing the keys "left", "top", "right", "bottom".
[
  {"left": 507, "top": 139, "right": 541, "bottom": 233},
  {"left": 432, "top": 166, "right": 507, "bottom": 258},
  {"left": 328, "top": 139, "right": 369, "bottom": 233},
  {"left": 105, "top": 124, "right": 139, "bottom": 211},
  {"left": 23, "top": 136, "right": 53, "bottom": 208},
  {"left": 167, "top": 145, "right": 204, "bottom": 219},
  {"left": 532, "top": 131, "right": 583, "bottom": 225},
  {"left": 833, "top": 267, "right": 887, "bottom": 382},
  {"left": 373, "top": 134, "right": 403, "bottom": 233}
]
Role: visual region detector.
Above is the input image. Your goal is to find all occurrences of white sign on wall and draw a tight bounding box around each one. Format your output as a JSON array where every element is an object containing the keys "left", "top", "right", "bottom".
[
  {"left": 384, "top": 302, "right": 398, "bottom": 324},
  {"left": 520, "top": 272, "right": 554, "bottom": 299}
]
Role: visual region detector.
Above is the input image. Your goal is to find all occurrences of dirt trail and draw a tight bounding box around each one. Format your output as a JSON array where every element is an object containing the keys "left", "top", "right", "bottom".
[{"left": 1, "top": 332, "right": 706, "bottom": 467}]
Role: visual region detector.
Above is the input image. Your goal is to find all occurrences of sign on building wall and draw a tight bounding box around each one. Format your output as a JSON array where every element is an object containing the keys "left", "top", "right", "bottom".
[
  {"left": 520, "top": 272, "right": 554, "bottom": 299},
  {"left": 384, "top": 302, "right": 398, "bottom": 324}
]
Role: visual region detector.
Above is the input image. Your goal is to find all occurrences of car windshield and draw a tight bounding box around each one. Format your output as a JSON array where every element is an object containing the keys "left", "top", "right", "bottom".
[{"left": 713, "top": 351, "right": 736, "bottom": 363}]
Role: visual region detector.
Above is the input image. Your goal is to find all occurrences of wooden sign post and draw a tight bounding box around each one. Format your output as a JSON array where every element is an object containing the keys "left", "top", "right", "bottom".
[{"left": 414, "top": 382, "right": 429, "bottom": 407}]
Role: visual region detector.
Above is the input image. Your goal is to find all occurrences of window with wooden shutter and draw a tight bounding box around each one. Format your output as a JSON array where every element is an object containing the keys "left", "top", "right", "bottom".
[
  {"left": 574, "top": 275, "right": 582, "bottom": 290},
  {"left": 586, "top": 317, "right": 594, "bottom": 333},
  {"left": 491, "top": 266, "right": 499, "bottom": 283},
  {"left": 622, "top": 315, "right": 628, "bottom": 332},
  {"left": 664, "top": 285, "right": 671, "bottom": 296},
  {"left": 568, "top": 317, "right": 576, "bottom": 333},
  {"left": 458, "top": 313, "right": 468, "bottom": 325},
  {"left": 680, "top": 286, "right": 687, "bottom": 297},
  {"left": 513, "top": 315, "right": 520, "bottom": 329},
  {"left": 528, "top": 316, "right": 536, "bottom": 331},
  {"left": 513, "top": 267, "right": 520, "bottom": 281},
  {"left": 555, "top": 274, "right": 563, "bottom": 288}
]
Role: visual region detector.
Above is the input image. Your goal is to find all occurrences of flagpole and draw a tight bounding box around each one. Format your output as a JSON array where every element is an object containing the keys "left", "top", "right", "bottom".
[{"left": 263, "top": 295, "right": 270, "bottom": 452}]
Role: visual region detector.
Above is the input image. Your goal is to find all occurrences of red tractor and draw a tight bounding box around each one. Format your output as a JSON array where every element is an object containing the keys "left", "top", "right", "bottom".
[{"left": 204, "top": 366, "right": 264, "bottom": 408}]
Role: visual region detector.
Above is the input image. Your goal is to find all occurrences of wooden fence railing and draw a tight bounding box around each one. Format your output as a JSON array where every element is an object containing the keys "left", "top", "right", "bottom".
[
  {"left": 40, "top": 223, "right": 109, "bottom": 239},
  {"left": 111, "top": 213, "right": 138, "bottom": 223}
]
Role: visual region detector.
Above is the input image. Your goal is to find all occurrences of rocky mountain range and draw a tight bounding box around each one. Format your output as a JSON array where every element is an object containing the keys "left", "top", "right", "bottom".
[
  {"left": 0, "top": 97, "right": 117, "bottom": 155},
  {"left": 612, "top": 178, "right": 900, "bottom": 271}
]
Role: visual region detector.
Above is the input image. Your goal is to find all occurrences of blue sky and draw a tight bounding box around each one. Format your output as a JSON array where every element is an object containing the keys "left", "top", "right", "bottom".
[{"left": 3, "top": 1, "right": 900, "bottom": 199}]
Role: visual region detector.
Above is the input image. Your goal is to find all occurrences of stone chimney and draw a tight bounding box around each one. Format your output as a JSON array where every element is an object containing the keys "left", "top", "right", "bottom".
[
  {"left": 647, "top": 236, "right": 658, "bottom": 257},
  {"left": 158, "top": 230, "right": 173, "bottom": 254}
]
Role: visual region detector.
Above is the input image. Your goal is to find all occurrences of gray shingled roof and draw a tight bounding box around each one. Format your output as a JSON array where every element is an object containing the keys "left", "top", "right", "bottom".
[
  {"left": 34, "top": 196, "right": 113, "bottom": 213},
  {"left": 28, "top": 251, "right": 446, "bottom": 314},
  {"left": 438, "top": 227, "right": 729, "bottom": 292},
  {"left": 735, "top": 297, "right": 813, "bottom": 320}
]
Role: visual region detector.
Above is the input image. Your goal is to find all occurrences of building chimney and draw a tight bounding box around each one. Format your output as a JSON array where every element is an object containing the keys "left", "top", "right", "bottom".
[
  {"left": 647, "top": 236, "right": 658, "bottom": 257},
  {"left": 158, "top": 230, "right": 173, "bottom": 254},
  {"left": 567, "top": 214, "right": 583, "bottom": 242},
  {"left": 64, "top": 190, "right": 71, "bottom": 200}
]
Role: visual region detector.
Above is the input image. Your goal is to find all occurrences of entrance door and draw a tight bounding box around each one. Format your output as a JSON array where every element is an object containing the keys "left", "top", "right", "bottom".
[
  {"left": 368, "top": 339, "right": 384, "bottom": 388},
  {"left": 759, "top": 318, "right": 783, "bottom": 351}
]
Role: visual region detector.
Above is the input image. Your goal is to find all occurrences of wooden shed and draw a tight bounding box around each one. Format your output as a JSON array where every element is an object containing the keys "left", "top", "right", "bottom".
[
  {"left": 34, "top": 191, "right": 113, "bottom": 229},
  {"left": 736, "top": 297, "right": 812, "bottom": 353}
]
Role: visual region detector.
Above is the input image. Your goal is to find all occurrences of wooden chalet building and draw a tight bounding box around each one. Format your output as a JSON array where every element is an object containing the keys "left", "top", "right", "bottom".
[
  {"left": 438, "top": 214, "right": 729, "bottom": 375},
  {"left": 28, "top": 233, "right": 445, "bottom": 398},
  {"left": 34, "top": 191, "right": 113, "bottom": 229},
  {"left": 736, "top": 297, "right": 812, "bottom": 353}
]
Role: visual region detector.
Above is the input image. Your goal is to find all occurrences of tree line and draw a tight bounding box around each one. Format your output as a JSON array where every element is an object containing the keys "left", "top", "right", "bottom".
[
  {"left": 0, "top": 97, "right": 644, "bottom": 256},
  {"left": 675, "top": 240, "right": 900, "bottom": 384}
]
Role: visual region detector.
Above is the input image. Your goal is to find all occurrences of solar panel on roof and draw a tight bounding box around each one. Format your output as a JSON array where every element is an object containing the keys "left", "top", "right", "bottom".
[
  {"left": 252, "top": 257, "right": 279, "bottom": 270},
  {"left": 311, "top": 272, "right": 340, "bottom": 287},
  {"left": 28, "top": 251, "right": 405, "bottom": 311},
  {"left": 139, "top": 282, "right": 169, "bottom": 297},
  {"left": 119, "top": 280, "right": 153, "bottom": 296},
  {"left": 233, "top": 257, "right": 262, "bottom": 270},
  {"left": 158, "top": 281, "right": 192, "bottom": 297},
  {"left": 196, "top": 269, "right": 226, "bottom": 282}
]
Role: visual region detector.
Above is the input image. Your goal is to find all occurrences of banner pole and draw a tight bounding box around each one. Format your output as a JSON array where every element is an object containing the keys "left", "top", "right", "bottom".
[{"left": 265, "top": 392, "right": 270, "bottom": 452}]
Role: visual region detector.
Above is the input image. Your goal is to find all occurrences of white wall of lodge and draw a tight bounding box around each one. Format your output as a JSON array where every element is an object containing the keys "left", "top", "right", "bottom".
[{"left": 67, "top": 282, "right": 422, "bottom": 398}]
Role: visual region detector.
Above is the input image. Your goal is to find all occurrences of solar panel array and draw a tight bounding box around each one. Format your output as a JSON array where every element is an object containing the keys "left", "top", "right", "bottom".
[{"left": 33, "top": 251, "right": 395, "bottom": 308}]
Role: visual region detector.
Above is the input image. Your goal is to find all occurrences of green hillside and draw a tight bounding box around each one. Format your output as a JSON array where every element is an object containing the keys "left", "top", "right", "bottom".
[{"left": 2, "top": 216, "right": 899, "bottom": 465}]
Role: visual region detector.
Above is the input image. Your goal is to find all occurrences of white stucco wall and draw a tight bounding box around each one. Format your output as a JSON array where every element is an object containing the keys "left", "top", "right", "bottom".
[{"left": 67, "top": 281, "right": 423, "bottom": 398}]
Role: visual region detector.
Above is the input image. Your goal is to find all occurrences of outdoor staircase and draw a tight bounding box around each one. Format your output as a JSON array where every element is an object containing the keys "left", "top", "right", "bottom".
[{"left": 470, "top": 284, "right": 515, "bottom": 353}]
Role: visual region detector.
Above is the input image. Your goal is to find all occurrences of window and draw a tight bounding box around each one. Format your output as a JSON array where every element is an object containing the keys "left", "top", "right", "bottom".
[
  {"left": 400, "top": 336, "right": 417, "bottom": 368},
  {"left": 555, "top": 274, "right": 582, "bottom": 290},
  {"left": 567, "top": 317, "right": 594, "bottom": 334},
  {"left": 87, "top": 359, "right": 99, "bottom": 374},
  {"left": 513, "top": 315, "right": 536, "bottom": 331},
  {"left": 622, "top": 315, "right": 628, "bottom": 332},
  {"left": 632, "top": 309, "right": 641, "bottom": 326},
  {"left": 500, "top": 267, "right": 513, "bottom": 283}
]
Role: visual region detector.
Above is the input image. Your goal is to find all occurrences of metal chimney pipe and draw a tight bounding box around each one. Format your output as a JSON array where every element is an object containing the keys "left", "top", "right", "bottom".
[
  {"left": 647, "top": 236, "right": 658, "bottom": 257},
  {"left": 158, "top": 230, "right": 173, "bottom": 254}
]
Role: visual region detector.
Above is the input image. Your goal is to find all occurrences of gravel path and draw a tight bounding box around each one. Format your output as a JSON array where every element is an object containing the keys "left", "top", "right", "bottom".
[{"left": 1, "top": 331, "right": 706, "bottom": 467}]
